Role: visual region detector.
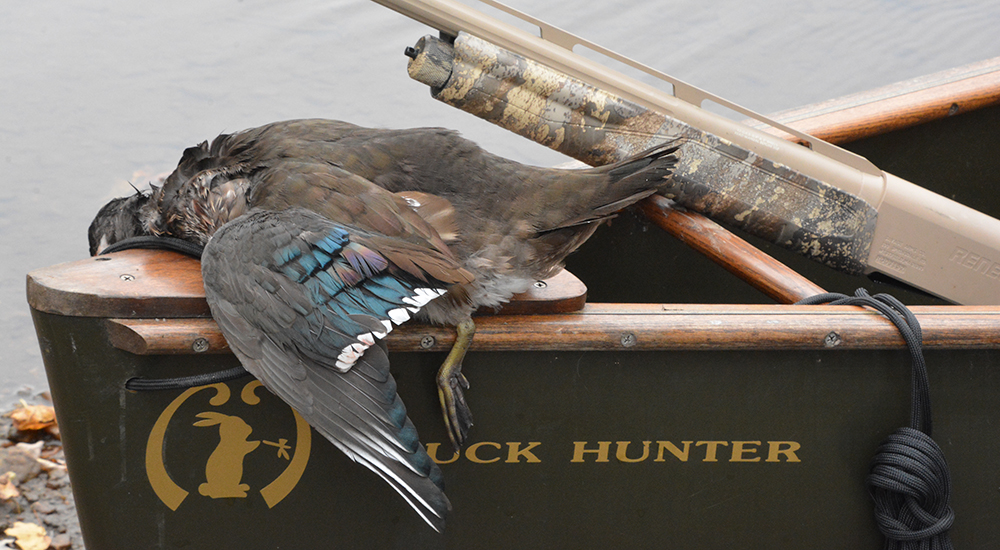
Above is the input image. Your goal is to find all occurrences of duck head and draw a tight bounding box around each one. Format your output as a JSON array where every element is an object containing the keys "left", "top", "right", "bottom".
[
  {"left": 88, "top": 173, "right": 251, "bottom": 257},
  {"left": 88, "top": 191, "right": 153, "bottom": 255}
]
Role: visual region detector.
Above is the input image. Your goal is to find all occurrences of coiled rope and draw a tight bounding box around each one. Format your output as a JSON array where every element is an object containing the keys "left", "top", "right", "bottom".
[{"left": 798, "top": 289, "right": 954, "bottom": 549}]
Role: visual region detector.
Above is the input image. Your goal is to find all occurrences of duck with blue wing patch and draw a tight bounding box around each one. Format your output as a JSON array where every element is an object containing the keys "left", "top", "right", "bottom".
[
  {"left": 202, "top": 207, "right": 467, "bottom": 531},
  {"left": 89, "top": 118, "right": 679, "bottom": 529}
]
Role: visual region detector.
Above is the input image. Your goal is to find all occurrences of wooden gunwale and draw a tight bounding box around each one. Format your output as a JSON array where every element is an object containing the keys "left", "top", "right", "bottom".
[
  {"left": 750, "top": 55, "right": 1000, "bottom": 144},
  {"left": 103, "top": 303, "right": 1000, "bottom": 355}
]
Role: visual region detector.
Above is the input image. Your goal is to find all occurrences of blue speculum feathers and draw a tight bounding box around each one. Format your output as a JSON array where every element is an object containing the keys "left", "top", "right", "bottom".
[{"left": 265, "top": 221, "right": 445, "bottom": 374}]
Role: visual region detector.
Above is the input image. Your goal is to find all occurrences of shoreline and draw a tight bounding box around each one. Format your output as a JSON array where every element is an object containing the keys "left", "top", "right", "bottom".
[{"left": 1, "top": 404, "right": 84, "bottom": 550}]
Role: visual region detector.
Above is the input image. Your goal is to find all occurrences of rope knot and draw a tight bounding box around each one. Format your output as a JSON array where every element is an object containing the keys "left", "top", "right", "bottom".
[
  {"left": 799, "top": 289, "right": 955, "bottom": 549},
  {"left": 867, "top": 427, "right": 954, "bottom": 548}
]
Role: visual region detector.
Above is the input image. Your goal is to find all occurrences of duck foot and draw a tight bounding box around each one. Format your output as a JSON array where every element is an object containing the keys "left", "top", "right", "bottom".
[{"left": 437, "top": 317, "right": 475, "bottom": 450}]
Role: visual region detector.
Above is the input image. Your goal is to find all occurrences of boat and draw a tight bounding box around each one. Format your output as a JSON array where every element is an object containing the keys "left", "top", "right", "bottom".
[{"left": 26, "top": 54, "right": 1000, "bottom": 549}]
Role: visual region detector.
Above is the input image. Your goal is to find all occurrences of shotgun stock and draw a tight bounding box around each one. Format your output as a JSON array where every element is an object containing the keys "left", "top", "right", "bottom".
[{"left": 374, "top": 0, "right": 1000, "bottom": 304}]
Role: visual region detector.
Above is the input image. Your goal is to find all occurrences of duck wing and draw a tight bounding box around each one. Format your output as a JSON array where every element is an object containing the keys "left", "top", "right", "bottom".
[{"left": 201, "top": 207, "right": 470, "bottom": 531}]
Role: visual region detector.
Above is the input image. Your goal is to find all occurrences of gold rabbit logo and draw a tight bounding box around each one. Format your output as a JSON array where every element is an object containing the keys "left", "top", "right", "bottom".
[
  {"left": 193, "top": 411, "right": 261, "bottom": 498},
  {"left": 145, "top": 380, "right": 311, "bottom": 511}
]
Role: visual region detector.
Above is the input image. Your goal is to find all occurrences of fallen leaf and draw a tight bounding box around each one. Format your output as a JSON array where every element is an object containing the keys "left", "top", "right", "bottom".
[
  {"left": 9, "top": 402, "right": 57, "bottom": 432},
  {"left": 3, "top": 522, "right": 51, "bottom": 550},
  {"left": 0, "top": 471, "right": 19, "bottom": 500}
]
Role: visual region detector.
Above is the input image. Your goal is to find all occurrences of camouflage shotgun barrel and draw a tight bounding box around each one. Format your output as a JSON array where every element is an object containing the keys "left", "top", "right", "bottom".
[{"left": 375, "top": 0, "right": 1000, "bottom": 305}]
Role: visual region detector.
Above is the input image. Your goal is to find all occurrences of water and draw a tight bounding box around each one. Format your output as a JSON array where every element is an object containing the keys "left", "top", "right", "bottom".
[{"left": 3, "top": 0, "right": 1000, "bottom": 407}]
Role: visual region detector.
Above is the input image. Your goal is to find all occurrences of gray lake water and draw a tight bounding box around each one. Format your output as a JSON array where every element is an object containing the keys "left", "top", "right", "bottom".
[{"left": 3, "top": 0, "right": 1000, "bottom": 407}]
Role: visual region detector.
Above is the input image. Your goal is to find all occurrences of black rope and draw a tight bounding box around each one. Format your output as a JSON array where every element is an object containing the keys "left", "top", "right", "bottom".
[
  {"left": 797, "top": 289, "right": 954, "bottom": 549},
  {"left": 100, "top": 235, "right": 205, "bottom": 258},
  {"left": 104, "top": 234, "right": 251, "bottom": 390},
  {"left": 125, "top": 366, "right": 251, "bottom": 391}
]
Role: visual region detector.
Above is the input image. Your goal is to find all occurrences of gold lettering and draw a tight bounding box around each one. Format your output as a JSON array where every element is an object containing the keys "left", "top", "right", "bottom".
[
  {"left": 506, "top": 442, "right": 542, "bottom": 463},
  {"left": 466, "top": 441, "right": 502, "bottom": 463},
  {"left": 766, "top": 441, "right": 801, "bottom": 462},
  {"left": 571, "top": 441, "right": 611, "bottom": 462},
  {"left": 615, "top": 441, "right": 651, "bottom": 463},
  {"left": 429, "top": 439, "right": 800, "bottom": 464},
  {"left": 426, "top": 442, "right": 459, "bottom": 464},
  {"left": 654, "top": 441, "right": 692, "bottom": 462},
  {"left": 695, "top": 441, "right": 729, "bottom": 462},
  {"left": 730, "top": 441, "right": 761, "bottom": 462}
]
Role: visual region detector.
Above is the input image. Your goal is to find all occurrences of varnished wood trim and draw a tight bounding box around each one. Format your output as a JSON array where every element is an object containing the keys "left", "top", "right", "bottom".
[
  {"left": 106, "top": 303, "right": 1000, "bottom": 355},
  {"left": 638, "top": 195, "right": 826, "bottom": 304},
  {"left": 489, "top": 269, "right": 587, "bottom": 315},
  {"left": 27, "top": 250, "right": 211, "bottom": 319},
  {"left": 27, "top": 249, "right": 587, "bottom": 318},
  {"left": 754, "top": 56, "right": 1000, "bottom": 144},
  {"left": 106, "top": 318, "right": 232, "bottom": 355}
]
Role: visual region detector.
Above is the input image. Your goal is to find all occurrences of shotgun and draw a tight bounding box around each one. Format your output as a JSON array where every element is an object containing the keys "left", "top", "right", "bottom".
[{"left": 373, "top": 0, "right": 1000, "bottom": 305}]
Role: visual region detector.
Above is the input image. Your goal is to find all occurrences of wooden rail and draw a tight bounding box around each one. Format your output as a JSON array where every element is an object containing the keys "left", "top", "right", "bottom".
[
  {"left": 27, "top": 250, "right": 587, "bottom": 319},
  {"left": 638, "top": 196, "right": 826, "bottom": 304},
  {"left": 105, "top": 303, "right": 1000, "bottom": 355},
  {"left": 750, "top": 56, "right": 1000, "bottom": 144}
]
